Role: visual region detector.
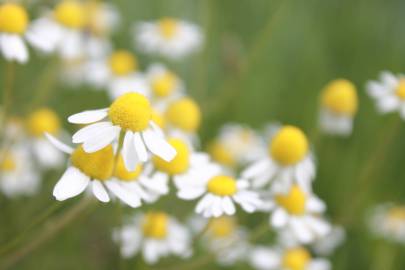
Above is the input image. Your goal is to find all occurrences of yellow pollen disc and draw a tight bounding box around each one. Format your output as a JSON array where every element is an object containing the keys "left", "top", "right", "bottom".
[
  {"left": 207, "top": 141, "right": 235, "bottom": 167},
  {"left": 108, "top": 50, "right": 138, "bottom": 76},
  {"left": 207, "top": 175, "right": 237, "bottom": 196},
  {"left": 321, "top": 79, "right": 358, "bottom": 116},
  {"left": 142, "top": 211, "right": 168, "bottom": 239},
  {"left": 0, "top": 3, "right": 28, "bottom": 34},
  {"left": 0, "top": 152, "right": 16, "bottom": 172},
  {"left": 388, "top": 207, "right": 405, "bottom": 220},
  {"left": 165, "top": 97, "right": 201, "bottom": 133},
  {"left": 152, "top": 72, "right": 177, "bottom": 98},
  {"left": 151, "top": 109, "right": 165, "bottom": 129},
  {"left": 282, "top": 248, "right": 311, "bottom": 270},
  {"left": 114, "top": 156, "right": 142, "bottom": 181},
  {"left": 270, "top": 126, "right": 308, "bottom": 166},
  {"left": 208, "top": 217, "right": 236, "bottom": 238},
  {"left": 26, "top": 108, "right": 61, "bottom": 137},
  {"left": 54, "top": 0, "right": 86, "bottom": 29},
  {"left": 395, "top": 79, "right": 405, "bottom": 100},
  {"left": 109, "top": 93, "right": 152, "bottom": 132},
  {"left": 70, "top": 145, "right": 114, "bottom": 180},
  {"left": 158, "top": 17, "right": 178, "bottom": 39},
  {"left": 152, "top": 138, "right": 189, "bottom": 175},
  {"left": 276, "top": 185, "right": 307, "bottom": 215}
]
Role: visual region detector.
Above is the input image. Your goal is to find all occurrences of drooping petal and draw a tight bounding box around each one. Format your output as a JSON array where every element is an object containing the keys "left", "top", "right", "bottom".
[
  {"left": 53, "top": 167, "right": 90, "bottom": 201},
  {"left": 45, "top": 132, "right": 73, "bottom": 154},
  {"left": 142, "top": 129, "right": 176, "bottom": 161},
  {"left": 105, "top": 180, "right": 141, "bottom": 208},
  {"left": 72, "top": 122, "right": 113, "bottom": 143},
  {"left": 92, "top": 180, "right": 110, "bottom": 202},
  {"left": 122, "top": 131, "right": 138, "bottom": 171},
  {"left": 133, "top": 132, "right": 148, "bottom": 162}
]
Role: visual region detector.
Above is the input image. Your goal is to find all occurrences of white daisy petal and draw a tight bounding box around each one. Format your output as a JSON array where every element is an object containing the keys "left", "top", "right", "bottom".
[
  {"left": 177, "top": 186, "right": 205, "bottom": 200},
  {"left": 82, "top": 126, "right": 120, "bottom": 153},
  {"left": 68, "top": 108, "right": 108, "bottom": 124},
  {"left": 290, "top": 218, "right": 314, "bottom": 243},
  {"left": 133, "top": 132, "right": 148, "bottom": 162},
  {"left": 105, "top": 180, "right": 141, "bottom": 208},
  {"left": 53, "top": 167, "right": 90, "bottom": 201},
  {"left": 45, "top": 132, "right": 73, "bottom": 154},
  {"left": 92, "top": 180, "right": 110, "bottom": 203},
  {"left": 222, "top": 196, "right": 236, "bottom": 215},
  {"left": 122, "top": 131, "right": 138, "bottom": 171},
  {"left": 271, "top": 208, "right": 288, "bottom": 227},
  {"left": 142, "top": 128, "right": 176, "bottom": 161},
  {"left": 72, "top": 122, "right": 112, "bottom": 143}
]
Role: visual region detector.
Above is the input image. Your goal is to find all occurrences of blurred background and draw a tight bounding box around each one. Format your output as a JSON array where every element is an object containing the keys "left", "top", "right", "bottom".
[{"left": 2, "top": 0, "right": 405, "bottom": 269}]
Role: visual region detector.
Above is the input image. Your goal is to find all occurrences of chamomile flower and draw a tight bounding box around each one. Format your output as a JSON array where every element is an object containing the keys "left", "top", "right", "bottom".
[
  {"left": 242, "top": 125, "right": 315, "bottom": 192},
  {"left": 249, "top": 245, "right": 331, "bottom": 270},
  {"left": 369, "top": 203, "right": 405, "bottom": 244},
  {"left": 68, "top": 93, "right": 176, "bottom": 171},
  {"left": 26, "top": 108, "right": 65, "bottom": 169},
  {"left": 366, "top": 71, "right": 405, "bottom": 119},
  {"left": 27, "top": 0, "right": 87, "bottom": 60},
  {"left": 84, "top": 50, "right": 149, "bottom": 100},
  {"left": 268, "top": 184, "right": 331, "bottom": 244},
  {"left": 319, "top": 79, "right": 358, "bottom": 136},
  {"left": 0, "top": 3, "right": 53, "bottom": 63},
  {"left": 113, "top": 211, "right": 192, "bottom": 264},
  {"left": 46, "top": 133, "right": 154, "bottom": 207},
  {"left": 134, "top": 17, "right": 203, "bottom": 59},
  {"left": 208, "top": 123, "right": 265, "bottom": 168},
  {"left": 0, "top": 144, "right": 40, "bottom": 197},
  {"left": 175, "top": 163, "right": 262, "bottom": 217},
  {"left": 312, "top": 225, "right": 345, "bottom": 256}
]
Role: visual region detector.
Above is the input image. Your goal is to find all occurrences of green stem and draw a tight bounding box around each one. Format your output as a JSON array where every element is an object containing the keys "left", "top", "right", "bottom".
[{"left": 1, "top": 62, "right": 15, "bottom": 138}]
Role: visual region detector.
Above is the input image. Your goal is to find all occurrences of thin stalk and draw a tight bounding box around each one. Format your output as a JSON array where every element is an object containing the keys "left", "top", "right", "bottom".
[{"left": 1, "top": 62, "right": 16, "bottom": 138}]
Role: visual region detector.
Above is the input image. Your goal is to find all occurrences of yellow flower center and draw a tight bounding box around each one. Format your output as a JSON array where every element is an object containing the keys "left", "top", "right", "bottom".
[
  {"left": 165, "top": 98, "right": 201, "bottom": 133},
  {"left": 388, "top": 207, "right": 405, "bottom": 221},
  {"left": 321, "top": 79, "right": 358, "bottom": 116},
  {"left": 54, "top": 0, "right": 86, "bottom": 29},
  {"left": 70, "top": 145, "right": 114, "bottom": 180},
  {"left": 152, "top": 138, "right": 189, "bottom": 175},
  {"left": 152, "top": 72, "right": 177, "bottom": 98},
  {"left": 158, "top": 18, "right": 178, "bottom": 39},
  {"left": 208, "top": 217, "right": 236, "bottom": 238},
  {"left": 142, "top": 211, "right": 168, "bottom": 239},
  {"left": 270, "top": 126, "right": 308, "bottom": 166},
  {"left": 207, "top": 175, "right": 237, "bottom": 196},
  {"left": 207, "top": 141, "right": 235, "bottom": 167},
  {"left": 282, "top": 248, "right": 311, "bottom": 270},
  {"left": 275, "top": 185, "right": 307, "bottom": 215},
  {"left": 0, "top": 3, "right": 28, "bottom": 34},
  {"left": 109, "top": 93, "right": 152, "bottom": 132},
  {"left": 108, "top": 50, "right": 138, "bottom": 76},
  {"left": 114, "top": 156, "right": 143, "bottom": 181},
  {"left": 395, "top": 79, "right": 405, "bottom": 100},
  {"left": 0, "top": 152, "right": 16, "bottom": 172},
  {"left": 26, "top": 108, "right": 61, "bottom": 137}
]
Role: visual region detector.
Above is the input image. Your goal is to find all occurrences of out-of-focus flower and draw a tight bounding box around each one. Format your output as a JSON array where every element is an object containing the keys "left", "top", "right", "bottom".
[
  {"left": 249, "top": 245, "right": 330, "bottom": 270},
  {"left": 319, "top": 79, "right": 358, "bottom": 136},
  {"left": 312, "top": 225, "right": 346, "bottom": 256},
  {"left": 242, "top": 125, "right": 315, "bottom": 192},
  {"left": 208, "top": 123, "right": 265, "bottom": 168},
  {"left": 113, "top": 211, "right": 192, "bottom": 264},
  {"left": 25, "top": 108, "right": 65, "bottom": 169},
  {"left": 134, "top": 17, "right": 203, "bottom": 59},
  {"left": 175, "top": 163, "right": 262, "bottom": 217},
  {"left": 0, "top": 144, "right": 40, "bottom": 197},
  {"left": 68, "top": 93, "right": 176, "bottom": 171},
  {"left": 369, "top": 203, "right": 405, "bottom": 244},
  {"left": 366, "top": 71, "right": 405, "bottom": 119},
  {"left": 268, "top": 184, "right": 330, "bottom": 244}
]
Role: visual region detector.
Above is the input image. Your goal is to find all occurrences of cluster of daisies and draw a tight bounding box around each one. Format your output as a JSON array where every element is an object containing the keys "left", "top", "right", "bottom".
[{"left": 1, "top": 0, "right": 404, "bottom": 269}]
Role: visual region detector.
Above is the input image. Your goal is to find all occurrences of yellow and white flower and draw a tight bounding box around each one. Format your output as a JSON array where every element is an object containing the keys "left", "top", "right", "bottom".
[
  {"left": 242, "top": 125, "right": 315, "bottom": 192},
  {"left": 134, "top": 17, "right": 203, "bottom": 59},
  {"left": 319, "top": 79, "right": 358, "bottom": 136},
  {"left": 46, "top": 133, "right": 156, "bottom": 207},
  {"left": 249, "top": 245, "right": 330, "bottom": 270},
  {"left": 369, "top": 203, "right": 405, "bottom": 244},
  {"left": 113, "top": 211, "right": 192, "bottom": 264},
  {"left": 0, "top": 144, "right": 40, "bottom": 197},
  {"left": 208, "top": 123, "right": 265, "bottom": 168},
  {"left": 68, "top": 93, "right": 176, "bottom": 171},
  {"left": 366, "top": 71, "right": 405, "bottom": 119},
  {"left": 175, "top": 163, "right": 262, "bottom": 217},
  {"left": 268, "top": 184, "right": 330, "bottom": 244}
]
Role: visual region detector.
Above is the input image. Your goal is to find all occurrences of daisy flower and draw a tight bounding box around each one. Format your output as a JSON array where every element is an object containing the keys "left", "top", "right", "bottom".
[
  {"left": 84, "top": 50, "right": 150, "bottom": 100},
  {"left": 113, "top": 211, "right": 192, "bottom": 264},
  {"left": 134, "top": 17, "right": 203, "bottom": 59},
  {"left": 0, "top": 3, "right": 54, "bottom": 63},
  {"left": 242, "top": 125, "right": 315, "bottom": 192},
  {"left": 46, "top": 133, "right": 159, "bottom": 208},
  {"left": 249, "top": 245, "right": 331, "bottom": 270},
  {"left": 369, "top": 203, "right": 405, "bottom": 244},
  {"left": 175, "top": 163, "right": 262, "bottom": 217},
  {"left": 0, "top": 144, "right": 40, "bottom": 197},
  {"left": 366, "top": 71, "right": 405, "bottom": 119},
  {"left": 268, "top": 184, "right": 331, "bottom": 244},
  {"left": 25, "top": 108, "right": 65, "bottom": 170},
  {"left": 68, "top": 93, "right": 176, "bottom": 171},
  {"left": 319, "top": 79, "right": 358, "bottom": 136},
  {"left": 208, "top": 123, "right": 265, "bottom": 168}
]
